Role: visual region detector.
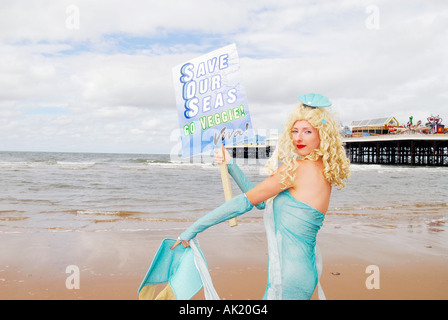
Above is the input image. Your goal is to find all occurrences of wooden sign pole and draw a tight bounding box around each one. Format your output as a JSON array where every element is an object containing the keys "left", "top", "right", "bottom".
[{"left": 218, "top": 145, "right": 238, "bottom": 227}]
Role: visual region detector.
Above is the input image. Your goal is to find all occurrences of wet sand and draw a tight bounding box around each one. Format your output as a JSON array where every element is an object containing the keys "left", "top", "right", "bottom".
[{"left": 0, "top": 222, "right": 446, "bottom": 301}]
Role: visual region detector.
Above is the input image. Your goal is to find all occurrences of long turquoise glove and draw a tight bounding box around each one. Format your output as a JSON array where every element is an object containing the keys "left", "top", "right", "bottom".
[
  {"left": 179, "top": 193, "right": 254, "bottom": 241},
  {"left": 227, "top": 160, "right": 265, "bottom": 210}
]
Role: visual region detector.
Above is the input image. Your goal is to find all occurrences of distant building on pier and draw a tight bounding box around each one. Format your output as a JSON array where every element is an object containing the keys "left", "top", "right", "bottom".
[{"left": 350, "top": 117, "right": 399, "bottom": 137}]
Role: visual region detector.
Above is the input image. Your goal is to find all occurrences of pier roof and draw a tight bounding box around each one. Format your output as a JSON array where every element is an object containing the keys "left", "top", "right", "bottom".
[{"left": 350, "top": 116, "right": 398, "bottom": 127}]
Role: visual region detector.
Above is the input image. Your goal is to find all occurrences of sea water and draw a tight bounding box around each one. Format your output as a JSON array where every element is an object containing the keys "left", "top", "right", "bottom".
[{"left": 0, "top": 151, "right": 446, "bottom": 253}]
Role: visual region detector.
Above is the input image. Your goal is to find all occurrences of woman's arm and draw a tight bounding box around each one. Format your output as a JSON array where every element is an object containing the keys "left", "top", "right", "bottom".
[
  {"left": 215, "top": 145, "right": 286, "bottom": 205},
  {"left": 227, "top": 161, "right": 266, "bottom": 209},
  {"left": 171, "top": 164, "right": 286, "bottom": 250},
  {"left": 171, "top": 193, "right": 254, "bottom": 249},
  {"left": 214, "top": 147, "right": 268, "bottom": 209},
  {"left": 245, "top": 164, "right": 285, "bottom": 206}
]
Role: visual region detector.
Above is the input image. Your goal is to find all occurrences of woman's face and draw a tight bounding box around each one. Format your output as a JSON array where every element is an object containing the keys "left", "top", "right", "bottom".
[{"left": 291, "top": 120, "right": 321, "bottom": 156}]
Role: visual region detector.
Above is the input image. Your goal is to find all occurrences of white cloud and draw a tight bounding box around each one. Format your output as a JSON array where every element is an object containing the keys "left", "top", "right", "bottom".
[{"left": 0, "top": 0, "right": 447, "bottom": 153}]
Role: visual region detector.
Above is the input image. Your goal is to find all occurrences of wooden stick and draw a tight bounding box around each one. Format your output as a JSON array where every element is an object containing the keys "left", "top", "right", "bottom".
[{"left": 218, "top": 145, "right": 238, "bottom": 227}]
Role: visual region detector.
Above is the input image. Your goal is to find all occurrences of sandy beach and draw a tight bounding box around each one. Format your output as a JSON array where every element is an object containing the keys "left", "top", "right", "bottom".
[
  {"left": 1, "top": 221, "right": 446, "bottom": 301},
  {"left": 1, "top": 152, "right": 446, "bottom": 302}
]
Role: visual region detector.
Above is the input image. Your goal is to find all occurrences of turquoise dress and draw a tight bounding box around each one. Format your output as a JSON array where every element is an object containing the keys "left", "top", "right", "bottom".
[
  {"left": 180, "top": 161, "right": 326, "bottom": 300},
  {"left": 139, "top": 161, "right": 326, "bottom": 300},
  {"left": 263, "top": 189, "right": 325, "bottom": 300},
  {"left": 226, "top": 160, "right": 325, "bottom": 299}
]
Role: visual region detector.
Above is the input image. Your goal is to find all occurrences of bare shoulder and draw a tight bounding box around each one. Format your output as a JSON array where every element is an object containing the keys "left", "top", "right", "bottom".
[
  {"left": 289, "top": 159, "right": 331, "bottom": 213},
  {"left": 272, "top": 163, "right": 287, "bottom": 177},
  {"left": 295, "top": 159, "right": 328, "bottom": 184}
]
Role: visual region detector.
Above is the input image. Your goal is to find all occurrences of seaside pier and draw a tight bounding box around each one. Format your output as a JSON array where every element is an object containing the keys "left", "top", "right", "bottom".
[
  {"left": 343, "top": 135, "right": 448, "bottom": 166},
  {"left": 229, "top": 134, "right": 448, "bottom": 166}
]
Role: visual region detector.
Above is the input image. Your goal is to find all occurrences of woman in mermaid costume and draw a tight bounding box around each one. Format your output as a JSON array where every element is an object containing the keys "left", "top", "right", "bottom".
[{"left": 170, "top": 93, "right": 351, "bottom": 300}]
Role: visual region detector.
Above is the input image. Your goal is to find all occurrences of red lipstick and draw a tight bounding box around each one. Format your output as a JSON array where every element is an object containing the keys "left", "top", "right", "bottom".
[{"left": 297, "top": 145, "right": 306, "bottom": 149}]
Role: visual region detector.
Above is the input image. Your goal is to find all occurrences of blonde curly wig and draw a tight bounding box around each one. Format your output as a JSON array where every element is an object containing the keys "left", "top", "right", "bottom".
[{"left": 265, "top": 103, "right": 351, "bottom": 190}]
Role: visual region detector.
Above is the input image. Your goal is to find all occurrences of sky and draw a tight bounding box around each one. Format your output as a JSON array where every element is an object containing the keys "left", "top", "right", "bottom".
[{"left": 0, "top": 0, "right": 447, "bottom": 154}]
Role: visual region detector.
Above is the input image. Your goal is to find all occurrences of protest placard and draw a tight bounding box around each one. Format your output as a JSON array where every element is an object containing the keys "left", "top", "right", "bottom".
[{"left": 173, "top": 44, "right": 253, "bottom": 158}]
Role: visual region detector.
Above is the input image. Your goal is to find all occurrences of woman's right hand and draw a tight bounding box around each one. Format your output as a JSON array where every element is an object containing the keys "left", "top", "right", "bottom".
[{"left": 214, "top": 145, "right": 232, "bottom": 165}]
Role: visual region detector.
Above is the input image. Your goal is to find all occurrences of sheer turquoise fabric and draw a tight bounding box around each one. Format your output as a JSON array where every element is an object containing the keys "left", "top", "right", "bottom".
[
  {"left": 137, "top": 238, "right": 203, "bottom": 299},
  {"left": 138, "top": 238, "right": 220, "bottom": 300},
  {"left": 227, "top": 160, "right": 265, "bottom": 210},
  {"left": 179, "top": 193, "right": 254, "bottom": 241},
  {"left": 227, "top": 161, "right": 324, "bottom": 299},
  {"left": 263, "top": 189, "right": 325, "bottom": 300},
  {"left": 176, "top": 162, "right": 325, "bottom": 300}
]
